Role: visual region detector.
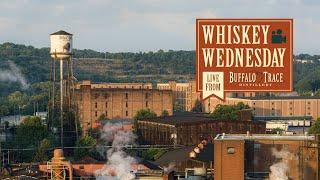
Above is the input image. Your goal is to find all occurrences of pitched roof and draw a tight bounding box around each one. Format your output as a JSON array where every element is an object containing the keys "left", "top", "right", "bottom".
[{"left": 50, "top": 30, "right": 72, "bottom": 35}]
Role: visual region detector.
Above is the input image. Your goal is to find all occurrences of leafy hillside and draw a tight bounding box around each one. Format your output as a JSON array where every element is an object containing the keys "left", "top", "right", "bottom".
[{"left": 0, "top": 42, "right": 320, "bottom": 116}]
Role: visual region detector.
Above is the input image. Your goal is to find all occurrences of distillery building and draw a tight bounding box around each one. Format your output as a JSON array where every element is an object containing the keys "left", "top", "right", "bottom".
[
  {"left": 74, "top": 80, "right": 173, "bottom": 133},
  {"left": 204, "top": 96, "right": 320, "bottom": 120},
  {"left": 157, "top": 81, "right": 201, "bottom": 112},
  {"left": 214, "top": 134, "right": 319, "bottom": 180},
  {"left": 137, "top": 113, "right": 266, "bottom": 146}
]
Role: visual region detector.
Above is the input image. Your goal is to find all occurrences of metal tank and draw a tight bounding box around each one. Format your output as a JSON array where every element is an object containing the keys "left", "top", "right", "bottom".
[{"left": 50, "top": 30, "right": 73, "bottom": 59}]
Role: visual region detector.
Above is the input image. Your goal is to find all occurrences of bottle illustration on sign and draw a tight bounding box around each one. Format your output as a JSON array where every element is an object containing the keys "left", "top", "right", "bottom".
[{"left": 272, "top": 29, "right": 286, "bottom": 44}]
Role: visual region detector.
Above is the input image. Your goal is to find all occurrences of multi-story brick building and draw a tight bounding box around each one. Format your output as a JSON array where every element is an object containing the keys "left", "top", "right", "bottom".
[
  {"left": 214, "top": 134, "right": 319, "bottom": 180},
  {"left": 204, "top": 96, "right": 320, "bottom": 120},
  {"left": 74, "top": 80, "right": 173, "bottom": 133},
  {"left": 157, "top": 81, "right": 201, "bottom": 111}
]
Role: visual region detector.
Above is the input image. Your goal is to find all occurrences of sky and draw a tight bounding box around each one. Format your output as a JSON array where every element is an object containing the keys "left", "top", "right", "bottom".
[{"left": 0, "top": 0, "right": 319, "bottom": 54}]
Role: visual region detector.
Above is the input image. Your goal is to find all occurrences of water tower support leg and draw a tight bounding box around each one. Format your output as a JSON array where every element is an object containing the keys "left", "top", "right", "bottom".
[{"left": 60, "top": 60, "right": 64, "bottom": 149}]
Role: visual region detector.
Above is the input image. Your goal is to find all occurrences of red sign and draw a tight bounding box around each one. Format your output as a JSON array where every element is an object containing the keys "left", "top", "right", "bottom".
[{"left": 196, "top": 19, "right": 293, "bottom": 100}]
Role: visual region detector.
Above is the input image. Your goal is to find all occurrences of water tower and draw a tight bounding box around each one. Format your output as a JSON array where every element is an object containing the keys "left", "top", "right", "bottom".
[{"left": 49, "top": 30, "right": 74, "bottom": 149}]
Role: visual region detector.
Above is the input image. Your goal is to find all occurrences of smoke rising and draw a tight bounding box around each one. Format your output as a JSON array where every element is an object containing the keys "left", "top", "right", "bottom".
[
  {"left": 95, "top": 122, "right": 137, "bottom": 180},
  {"left": 0, "top": 61, "right": 29, "bottom": 89},
  {"left": 269, "top": 147, "right": 297, "bottom": 180}
]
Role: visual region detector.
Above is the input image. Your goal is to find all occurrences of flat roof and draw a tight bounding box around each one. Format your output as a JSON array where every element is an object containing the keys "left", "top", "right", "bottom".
[
  {"left": 74, "top": 88, "right": 172, "bottom": 92},
  {"left": 139, "top": 113, "right": 265, "bottom": 126},
  {"left": 214, "top": 134, "right": 315, "bottom": 141},
  {"left": 253, "top": 116, "right": 313, "bottom": 121},
  {"left": 236, "top": 96, "right": 320, "bottom": 100}
]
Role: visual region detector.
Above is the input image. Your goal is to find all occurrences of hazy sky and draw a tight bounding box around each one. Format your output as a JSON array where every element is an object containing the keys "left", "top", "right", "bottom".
[{"left": 0, "top": 0, "right": 319, "bottom": 54}]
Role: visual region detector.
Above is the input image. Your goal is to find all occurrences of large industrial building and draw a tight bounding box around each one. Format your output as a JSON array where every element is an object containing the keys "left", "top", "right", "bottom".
[
  {"left": 204, "top": 96, "right": 320, "bottom": 120},
  {"left": 74, "top": 80, "right": 173, "bottom": 133},
  {"left": 157, "top": 81, "right": 201, "bottom": 111},
  {"left": 214, "top": 134, "right": 319, "bottom": 180},
  {"left": 137, "top": 113, "right": 266, "bottom": 146}
]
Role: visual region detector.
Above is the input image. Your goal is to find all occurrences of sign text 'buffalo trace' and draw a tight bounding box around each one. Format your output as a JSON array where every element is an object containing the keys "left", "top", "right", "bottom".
[{"left": 196, "top": 19, "right": 293, "bottom": 100}]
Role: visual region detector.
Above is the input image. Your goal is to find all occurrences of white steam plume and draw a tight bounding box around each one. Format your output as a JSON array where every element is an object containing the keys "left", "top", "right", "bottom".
[
  {"left": 0, "top": 61, "right": 29, "bottom": 89},
  {"left": 269, "top": 147, "right": 297, "bottom": 180},
  {"left": 95, "top": 122, "right": 137, "bottom": 180}
]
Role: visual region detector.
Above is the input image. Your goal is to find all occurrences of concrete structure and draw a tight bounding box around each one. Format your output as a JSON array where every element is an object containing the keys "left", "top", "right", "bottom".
[
  {"left": 74, "top": 80, "right": 173, "bottom": 133},
  {"left": 204, "top": 96, "right": 320, "bottom": 120},
  {"left": 47, "top": 149, "right": 73, "bottom": 180},
  {"left": 265, "top": 120, "right": 312, "bottom": 133},
  {"left": 214, "top": 134, "right": 319, "bottom": 180},
  {"left": 157, "top": 81, "right": 200, "bottom": 112},
  {"left": 137, "top": 113, "right": 265, "bottom": 146}
]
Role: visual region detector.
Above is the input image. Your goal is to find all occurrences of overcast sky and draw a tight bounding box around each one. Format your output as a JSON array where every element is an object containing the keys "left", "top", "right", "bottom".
[{"left": 0, "top": 0, "right": 319, "bottom": 54}]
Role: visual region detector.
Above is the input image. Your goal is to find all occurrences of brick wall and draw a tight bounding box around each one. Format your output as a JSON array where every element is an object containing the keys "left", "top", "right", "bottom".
[{"left": 74, "top": 82, "right": 173, "bottom": 133}]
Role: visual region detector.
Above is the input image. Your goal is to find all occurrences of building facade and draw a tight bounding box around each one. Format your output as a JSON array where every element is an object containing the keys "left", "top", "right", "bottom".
[
  {"left": 74, "top": 80, "right": 173, "bottom": 133},
  {"left": 204, "top": 96, "right": 320, "bottom": 120},
  {"left": 157, "top": 81, "right": 201, "bottom": 112},
  {"left": 137, "top": 114, "right": 265, "bottom": 146},
  {"left": 214, "top": 134, "right": 319, "bottom": 180}
]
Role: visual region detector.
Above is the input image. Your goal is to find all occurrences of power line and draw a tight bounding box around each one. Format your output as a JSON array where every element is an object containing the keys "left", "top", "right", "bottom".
[{"left": 0, "top": 144, "right": 185, "bottom": 151}]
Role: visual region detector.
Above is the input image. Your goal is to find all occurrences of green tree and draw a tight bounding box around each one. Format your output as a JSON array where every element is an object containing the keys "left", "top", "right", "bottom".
[
  {"left": 173, "top": 102, "right": 184, "bottom": 112},
  {"left": 74, "top": 135, "right": 97, "bottom": 161},
  {"left": 8, "top": 91, "right": 28, "bottom": 108},
  {"left": 33, "top": 138, "right": 53, "bottom": 162},
  {"left": 191, "top": 99, "right": 203, "bottom": 112},
  {"left": 133, "top": 109, "right": 157, "bottom": 133},
  {"left": 234, "top": 102, "right": 250, "bottom": 110},
  {"left": 14, "top": 116, "right": 49, "bottom": 162},
  {"left": 270, "top": 127, "right": 285, "bottom": 134},
  {"left": 15, "top": 116, "right": 48, "bottom": 146},
  {"left": 209, "top": 102, "right": 249, "bottom": 121},
  {"left": 98, "top": 113, "right": 107, "bottom": 121},
  {"left": 0, "top": 105, "right": 9, "bottom": 117},
  {"left": 308, "top": 118, "right": 320, "bottom": 134},
  {"left": 161, "top": 110, "right": 169, "bottom": 117},
  {"left": 141, "top": 148, "right": 168, "bottom": 161}
]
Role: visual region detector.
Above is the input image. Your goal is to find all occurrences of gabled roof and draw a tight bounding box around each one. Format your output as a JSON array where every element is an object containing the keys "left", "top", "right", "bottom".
[{"left": 50, "top": 30, "right": 72, "bottom": 35}]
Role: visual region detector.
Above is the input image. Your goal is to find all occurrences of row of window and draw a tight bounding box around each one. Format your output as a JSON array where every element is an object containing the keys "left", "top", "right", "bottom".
[
  {"left": 253, "top": 101, "right": 313, "bottom": 106},
  {"left": 93, "top": 92, "right": 151, "bottom": 99},
  {"left": 94, "top": 101, "right": 149, "bottom": 108},
  {"left": 95, "top": 110, "right": 129, "bottom": 117}
]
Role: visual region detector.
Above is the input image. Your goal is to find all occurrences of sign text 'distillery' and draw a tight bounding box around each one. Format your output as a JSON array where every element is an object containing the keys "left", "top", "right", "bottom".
[{"left": 196, "top": 19, "right": 293, "bottom": 100}]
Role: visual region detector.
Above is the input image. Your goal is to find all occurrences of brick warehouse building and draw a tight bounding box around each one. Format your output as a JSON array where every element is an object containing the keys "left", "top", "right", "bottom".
[
  {"left": 204, "top": 96, "right": 320, "bottom": 120},
  {"left": 157, "top": 81, "right": 201, "bottom": 112},
  {"left": 137, "top": 113, "right": 266, "bottom": 146},
  {"left": 214, "top": 134, "right": 319, "bottom": 180},
  {"left": 74, "top": 80, "right": 173, "bottom": 133}
]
